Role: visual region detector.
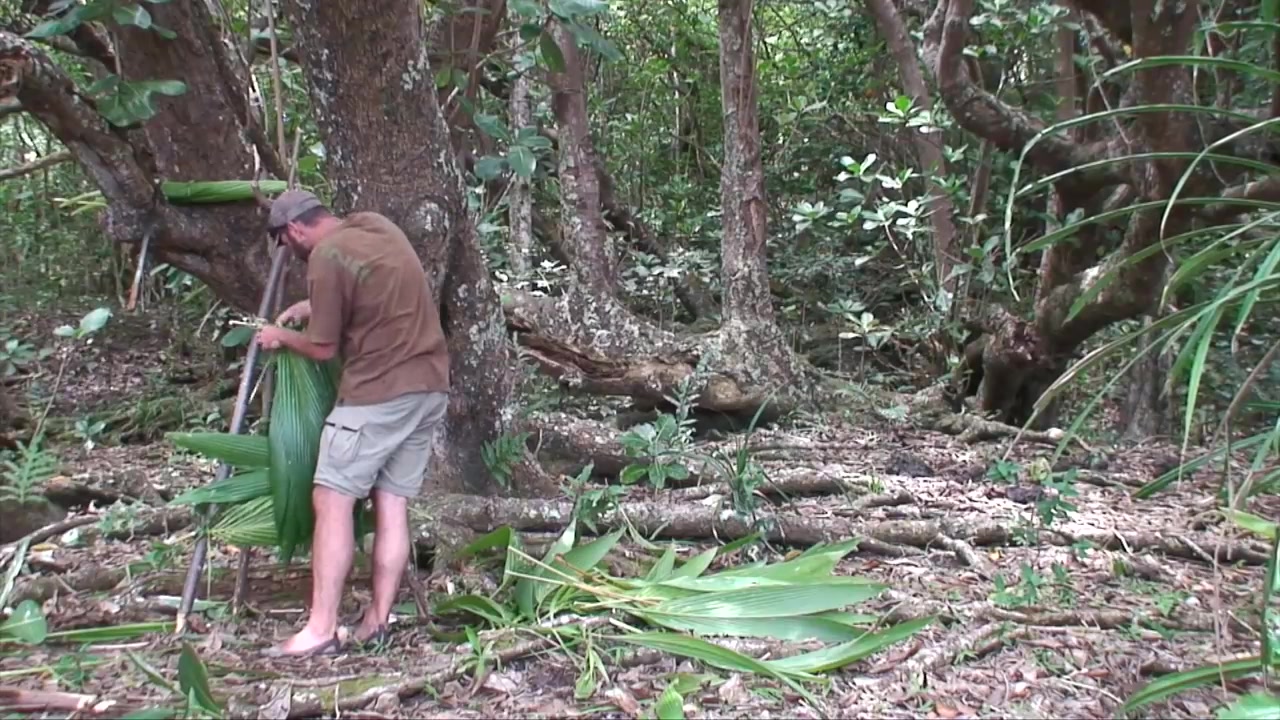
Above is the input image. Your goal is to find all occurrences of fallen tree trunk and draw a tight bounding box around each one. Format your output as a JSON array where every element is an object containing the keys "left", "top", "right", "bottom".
[
  {"left": 420, "top": 494, "right": 1275, "bottom": 567},
  {"left": 423, "top": 494, "right": 1012, "bottom": 548}
]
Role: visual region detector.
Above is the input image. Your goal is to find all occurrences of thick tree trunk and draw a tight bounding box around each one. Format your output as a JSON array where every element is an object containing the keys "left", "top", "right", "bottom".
[
  {"left": 930, "top": 0, "right": 1203, "bottom": 428},
  {"left": 282, "top": 0, "right": 547, "bottom": 497},
  {"left": 1, "top": 3, "right": 295, "bottom": 310},
  {"left": 714, "top": 0, "right": 810, "bottom": 412},
  {"left": 1120, "top": 317, "right": 1170, "bottom": 440}
]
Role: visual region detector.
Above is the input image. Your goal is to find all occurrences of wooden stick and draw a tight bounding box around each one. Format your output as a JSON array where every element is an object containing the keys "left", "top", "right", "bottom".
[
  {"left": 124, "top": 225, "right": 154, "bottom": 312},
  {"left": 176, "top": 244, "right": 292, "bottom": 634}
]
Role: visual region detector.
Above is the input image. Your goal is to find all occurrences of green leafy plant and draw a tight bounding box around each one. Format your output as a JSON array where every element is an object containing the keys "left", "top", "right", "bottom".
[
  {"left": 0, "top": 329, "right": 51, "bottom": 377},
  {"left": 0, "top": 437, "right": 57, "bottom": 507},
  {"left": 482, "top": 431, "right": 531, "bottom": 489}
]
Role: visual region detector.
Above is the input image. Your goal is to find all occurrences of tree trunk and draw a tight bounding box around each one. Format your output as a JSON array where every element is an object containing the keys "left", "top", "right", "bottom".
[
  {"left": 929, "top": 0, "right": 1204, "bottom": 429},
  {"left": 2, "top": 3, "right": 297, "bottom": 310},
  {"left": 714, "top": 0, "right": 810, "bottom": 412},
  {"left": 281, "top": 0, "right": 548, "bottom": 497},
  {"left": 1120, "top": 316, "right": 1170, "bottom": 440},
  {"left": 864, "top": 0, "right": 960, "bottom": 293},
  {"left": 507, "top": 34, "right": 534, "bottom": 277},
  {"left": 548, "top": 22, "right": 618, "bottom": 297}
]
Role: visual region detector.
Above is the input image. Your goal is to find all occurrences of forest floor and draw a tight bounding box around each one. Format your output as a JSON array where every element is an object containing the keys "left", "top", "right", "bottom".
[{"left": 1, "top": 304, "right": 1277, "bottom": 719}]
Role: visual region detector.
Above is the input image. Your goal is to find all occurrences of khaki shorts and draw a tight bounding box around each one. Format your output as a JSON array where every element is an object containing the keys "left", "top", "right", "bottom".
[{"left": 313, "top": 391, "right": 448, "bottom": 499}]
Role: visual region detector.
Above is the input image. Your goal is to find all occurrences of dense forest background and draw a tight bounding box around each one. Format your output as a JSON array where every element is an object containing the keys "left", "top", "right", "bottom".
[{"left": 0, "top": 0, "right": 1278, "bottom": 717}]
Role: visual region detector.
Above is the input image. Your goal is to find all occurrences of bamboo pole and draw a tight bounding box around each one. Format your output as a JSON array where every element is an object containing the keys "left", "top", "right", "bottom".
[{"left": 175, "top": 244, "right": 292, "bottom": 635}]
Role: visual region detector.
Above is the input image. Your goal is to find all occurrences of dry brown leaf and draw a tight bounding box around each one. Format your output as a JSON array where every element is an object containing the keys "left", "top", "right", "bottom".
[
  {"left": 482, "top": 672, "right": 519, "bottom": 695},
  {"left": 718, "top": 674, "right": 749, "bottom": 706},
  {"left": 605, "top": 686, "right": 640, "bottom": 716}
]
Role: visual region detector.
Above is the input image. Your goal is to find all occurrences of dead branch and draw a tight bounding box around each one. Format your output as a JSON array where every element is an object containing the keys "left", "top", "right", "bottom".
[{"left": 0, "top": 687, "right": 123, "bottom": 715}]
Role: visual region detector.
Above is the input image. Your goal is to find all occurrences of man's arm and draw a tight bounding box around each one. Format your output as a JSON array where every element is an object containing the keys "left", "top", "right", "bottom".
[{"left": 269, "top": 326, "right": 336, "bottom": 361}]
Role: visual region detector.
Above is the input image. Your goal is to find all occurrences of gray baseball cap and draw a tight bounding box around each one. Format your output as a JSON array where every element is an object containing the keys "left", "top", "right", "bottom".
[{"left": 268, "top": 189, "right": 324, "bottom": 231}]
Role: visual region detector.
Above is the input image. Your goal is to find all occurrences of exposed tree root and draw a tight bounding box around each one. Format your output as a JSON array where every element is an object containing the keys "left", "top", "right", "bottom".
[
  {"left": 0, "top": 687, "right": 123, "bottom": 715},
  {"left": 889, "top": 622, "right": 1027, "bottom": 681},
  {"left": 524, "top": 412, "right": 651, "bottom": 479},
  {"left": 976, "top": 605, "right": 1244, "bottom": 634},
  {"left": 1051, "top": 527, "right": 1272, "bottom": 566},
  {"left": 504, "top": 289, "right": 808, "bottom": 420},
  {"left": 668, "top": 466, "right": 915, "bottom": 505},
  {"left": 3, "top": 507, "right": 191, "bottom": 550},
  {"left": 422, "top": 494, "right": 1013, "bottom": 552},
  {"left": 923, "top": 412, "right": 1077, "bottom": 447},
  {"left": 422, "top": 496, "right": 1275, "bottom": 570}
]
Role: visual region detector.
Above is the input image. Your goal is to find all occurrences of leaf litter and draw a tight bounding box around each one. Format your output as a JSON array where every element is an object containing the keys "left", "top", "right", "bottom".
[{"left": 0, "top": 307, "right": 1277, "bottom": 718}]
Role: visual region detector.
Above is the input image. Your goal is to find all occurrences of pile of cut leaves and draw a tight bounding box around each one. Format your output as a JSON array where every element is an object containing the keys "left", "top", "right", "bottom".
[{"left": 432, "top": 524, "right": 935, "bottom": 706}]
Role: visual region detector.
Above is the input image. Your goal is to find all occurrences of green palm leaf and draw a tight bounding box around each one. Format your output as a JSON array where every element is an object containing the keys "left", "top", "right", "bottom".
[
  {"left": 267, "top": 352, "right": 339, "bottom": 563},
  {"left": 209, "top": 496, "right": 278, "bottom": 547},
  {"left": 169, "top": 469, "right": 270, "bottom": 507},
  {"left": 167, "top": 432, "right": 270, "bottom": 469}
]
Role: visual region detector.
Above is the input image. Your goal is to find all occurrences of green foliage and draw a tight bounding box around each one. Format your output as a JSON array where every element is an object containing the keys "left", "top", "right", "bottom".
[
  {"left": 267, "top": 351, "right": 339, "bottom": 562},
  {"left": 481, "top": 430, "right": 531, "bottom": 489},
  {"left": 441, "top": 527, "right": 932, "bottom": 702},
  {"left": 0, "top": 329, "right": 51, "bottom": 377},
  {"left": 0, "top": 600, "right": 48, "bottom": 645},
  {"left": 85, "top": 75, "right": 188, "bottom": 127},
  {"left": 26, "top": 0, "right": 177, "bottom": 40},
  {"left": 0, "top": 437, "right": 57, "bottom": 507},
  {"left": 53, "top": 306, "right": 111, "bottom": 339}
]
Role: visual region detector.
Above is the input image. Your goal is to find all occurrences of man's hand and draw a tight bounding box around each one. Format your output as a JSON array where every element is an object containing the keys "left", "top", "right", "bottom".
[
  {"left": 253, "top": 324, "right": 337, "bottom": 361},
  {"left": 256, "top": 324, "right": 289, "bottom": 351},
  {"left": 276, "top": 299, "right": 312, "bottom": 326}
]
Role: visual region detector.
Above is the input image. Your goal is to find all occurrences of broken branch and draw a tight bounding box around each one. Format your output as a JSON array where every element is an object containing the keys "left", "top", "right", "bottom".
[{"left": 0, "top": 150, "right": 70, "bottom": 181}]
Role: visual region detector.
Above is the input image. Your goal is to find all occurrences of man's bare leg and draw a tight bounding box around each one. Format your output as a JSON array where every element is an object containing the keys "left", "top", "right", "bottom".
[
  {"left": 274, "top": 486, "right": 356, "bottom": 652},
  {"left": 355, "top": 489, "right": 410, "bottom": 640}
]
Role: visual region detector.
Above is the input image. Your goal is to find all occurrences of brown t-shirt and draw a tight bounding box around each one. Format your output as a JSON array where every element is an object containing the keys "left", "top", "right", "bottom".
[{"left": 305, "top": 211, "right": 449, "bottom": 406}]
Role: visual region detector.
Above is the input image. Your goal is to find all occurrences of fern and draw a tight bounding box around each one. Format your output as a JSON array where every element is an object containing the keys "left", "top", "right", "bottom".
[
  {"left": 482, "top": 431, "right": 531, "bottom": 490},
  {"left": 0, "top": 438, "right": 57, "bottom": 506}
]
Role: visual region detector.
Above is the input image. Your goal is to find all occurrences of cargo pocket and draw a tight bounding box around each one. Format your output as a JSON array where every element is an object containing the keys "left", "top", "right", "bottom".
[{"left": 322, "top": 421, "right": 364, "bottom": 466}]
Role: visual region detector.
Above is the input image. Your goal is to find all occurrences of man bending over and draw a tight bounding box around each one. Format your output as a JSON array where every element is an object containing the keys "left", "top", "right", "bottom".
[{"left": 254, "top": 190, "right": 449, "bottom": 657}]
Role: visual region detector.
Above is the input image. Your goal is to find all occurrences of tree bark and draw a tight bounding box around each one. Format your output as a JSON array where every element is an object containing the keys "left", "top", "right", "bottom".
[
  {"left": 930, "top": 0, "right": 1203, "bottom": 428},
  {"left": 548, "top": 21, "right": 618, "bottom": 297},
  {"left": 713, "top": 0, "right": 811, "bottom": 412},
  {"left": 864, "top": 0, "right": 960, "bottom": 292},
  {"left": 1, "top": 3, "right": 295, "bottom": 309},
  {"left": 507, "top": 34, "right": 534, "bottom": 277},
  {"left": 281, "top": 0, "right": 548, "bottom": 497}
]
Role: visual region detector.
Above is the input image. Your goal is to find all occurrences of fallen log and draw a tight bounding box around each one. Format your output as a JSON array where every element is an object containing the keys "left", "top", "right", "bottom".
[
  {"left": 422, "top": 494, "right": 1013, "bottom": 550},
  {"left": 420, "top": 495, "right": 1277, "bottom": 567}
]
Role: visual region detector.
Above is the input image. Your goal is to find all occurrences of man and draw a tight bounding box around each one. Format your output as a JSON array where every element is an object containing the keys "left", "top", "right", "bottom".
[{"left": 254, "top": 189, "right": 450, "bottom": 657}]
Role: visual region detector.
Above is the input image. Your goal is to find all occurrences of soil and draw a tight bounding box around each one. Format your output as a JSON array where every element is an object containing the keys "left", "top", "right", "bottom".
[{"left": 0, "top": 303, "right": 1276, "bottom": 719}]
